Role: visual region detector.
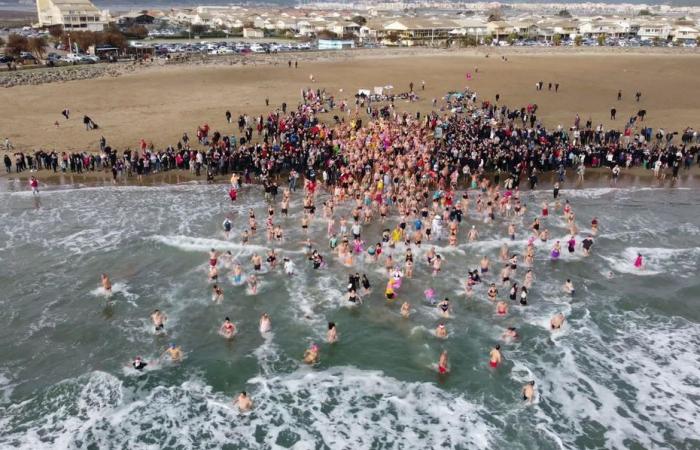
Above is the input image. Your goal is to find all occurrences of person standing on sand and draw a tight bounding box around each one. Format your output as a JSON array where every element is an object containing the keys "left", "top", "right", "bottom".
[
  {"left": 610, "top": 108, "right": 616, "bottom": 120},
  {"left": 225, "top": 110, "right": 231, "bottom": 124}
]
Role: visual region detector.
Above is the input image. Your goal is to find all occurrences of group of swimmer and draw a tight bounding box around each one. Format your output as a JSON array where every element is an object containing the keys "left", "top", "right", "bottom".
[{"left": 98, "top": 166, "right": 650, "bottom": 408}]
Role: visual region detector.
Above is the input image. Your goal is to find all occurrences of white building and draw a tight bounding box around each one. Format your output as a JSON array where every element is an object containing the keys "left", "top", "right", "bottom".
[
  {"left": 637, "top": 23, "right": 673, "bottom": 40},
  {"left": 672, "top": 26, "right": 698, "bottom": 42},
  {"left": 35, "top": 0, "right": 108, "bottom": 31},
  {"left": 242, "top": 28, "right": 264, "bottom": 39}
]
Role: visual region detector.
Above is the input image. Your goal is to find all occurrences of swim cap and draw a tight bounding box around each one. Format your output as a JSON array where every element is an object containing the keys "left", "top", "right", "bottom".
[{"left": 170, "top": 343, "right": 176, "bottom": 348}]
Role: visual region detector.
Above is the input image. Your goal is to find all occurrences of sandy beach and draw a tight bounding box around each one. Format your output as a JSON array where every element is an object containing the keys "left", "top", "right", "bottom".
[{"left": 1, "top": 48, "right": 699, "bottom": 156}]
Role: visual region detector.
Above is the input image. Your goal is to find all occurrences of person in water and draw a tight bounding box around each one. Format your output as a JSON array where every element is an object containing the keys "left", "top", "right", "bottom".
[
  {"left": 132, "top": 356, "right": 148, "bottom": 371},
  {"left": 502, "top": 327, "right": 518, "bottom": 341},
  {"left": 220, "top": 317, "right": 236, "bottom": 338},
  {"left": 522, "top": 381, "right": 535, "bottom": 403},
  {"left": 438, "top": 350, "right": 449, "bottom": 374},
  {"left": 236, "top": 391, "right": 253, "bottom": 411},
  {"left": 280, "top": 257, "right": 293, "bottom": 275},
  {"left": 550, "top": 312, "right": 565, "bottom": 330},
  {"left": 551, "top": 241, "right": 561, "bottom": 260},
  {"left": 259, "top": 313, "right": 272, "bottom": 333},
  {"left": 101, "top": 273, "right": 112, "bottom": 294},
  {"left": 438, "top": 298, "right": 451, "bottom": 318},
  {"left": 489, "top": 344, "right": 502, "bottom": 368},
  {"left": 563, "top": 279, "right": 575, "bottom": 295},
  {"left": 162, "top": 343, "right": 183, "bottom": 362},
  {"left": 435, "top": 323, "right": 448, "bottom": 339},
  {"left": 634, "top": 253, "right": 644, "bottom": 269},
  {"left": 400, "top": 302, "right": 411, "bottom": 318},
  {"left": 222, "top": 217, "right": 232, "bottom": 239},
  {"left": 303, "top": 343, "right": 320, "bottom": 364},
  {"left": 496, "top": 301, "right": 508, "bottom": 315},
  {"left": 212, "top": 284, "right": 224, "bottom": 303},
  {"left": 151, "top": 309, "right": 167, "bottom": 332},
  {"left": 327, "top": 322, "right": 338, "bottom": 343},
  {"left": 581, "top": 236, "right": 594, "bottom": 256}
]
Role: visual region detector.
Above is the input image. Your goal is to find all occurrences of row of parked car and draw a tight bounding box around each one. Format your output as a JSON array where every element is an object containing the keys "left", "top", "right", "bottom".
[
  {"left": 150, "top": 40, "right": 316, "bottom": 56},
  {"left": 503, "top": 37, "right": 696, "bottom": 48}
]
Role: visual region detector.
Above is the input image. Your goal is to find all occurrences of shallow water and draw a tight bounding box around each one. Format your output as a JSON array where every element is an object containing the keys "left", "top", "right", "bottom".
[{"left": 0, "top": 183, "right": 698, "bottom": 449}]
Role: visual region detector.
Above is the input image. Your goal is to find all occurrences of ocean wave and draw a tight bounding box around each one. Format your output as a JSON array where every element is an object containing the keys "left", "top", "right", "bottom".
[{"left": 0, "top": 367, "right": 496, "bottom": 449}]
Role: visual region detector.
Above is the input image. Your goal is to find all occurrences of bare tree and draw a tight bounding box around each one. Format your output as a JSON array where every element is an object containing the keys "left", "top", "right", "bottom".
[
  {"left": 28, "top": 36, "right": 48, "bottom": 59},
  {"left": 5, "top": 33, "right": 28, "bottom": 57}
]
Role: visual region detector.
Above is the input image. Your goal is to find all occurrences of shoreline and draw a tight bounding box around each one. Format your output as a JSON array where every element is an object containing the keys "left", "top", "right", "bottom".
[{"left": 3, "top": 165, "right": 699, "bottom": 192}]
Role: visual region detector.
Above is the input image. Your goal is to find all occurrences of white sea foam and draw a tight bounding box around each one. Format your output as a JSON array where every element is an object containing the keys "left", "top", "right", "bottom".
[
  {"left": 0, "top": 368, "right": 496, "bottom": 449},
  {"left": 525, "top": 312, "right": 700, "bottom": 449},
  {"left": 600, "top": 246, "right": 700, "bottom": 276}
]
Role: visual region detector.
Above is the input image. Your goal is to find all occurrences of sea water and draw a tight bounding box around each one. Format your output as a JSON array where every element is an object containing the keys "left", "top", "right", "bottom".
[{"left": 0, "top": 182, "right": 698, "bottom": 449}]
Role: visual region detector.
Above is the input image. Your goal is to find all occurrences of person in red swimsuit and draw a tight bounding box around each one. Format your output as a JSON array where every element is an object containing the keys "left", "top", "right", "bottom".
[
  {"left": 489, "top": 345, "right": 502, "bottom": 368},
  {"left": 438, "top": 350, "right": 449, "bottom": 374}
]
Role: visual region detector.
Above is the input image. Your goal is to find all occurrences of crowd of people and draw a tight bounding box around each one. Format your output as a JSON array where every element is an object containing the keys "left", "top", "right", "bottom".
[
  {"left": 13, "top": 81, "right": 697, "bottom": 411},
  {"left": 4, "top": 83, "right": 700, "bottom": 190},
  {"left": 76, "top": 81, "right": 681, "bottom": 410}
]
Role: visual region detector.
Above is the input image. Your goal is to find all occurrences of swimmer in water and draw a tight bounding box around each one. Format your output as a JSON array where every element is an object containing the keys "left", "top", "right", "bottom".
[
  {"left": 551, "top": 241, "right": 561, "bottom": 260},
  {"left": 435, "top": 323, "right": 448, "bottom": 339},
  {"left": 424, "top": 288, "right": 436, "bottom": 305},
  {"left": 487, "top": 283, "right": 498, "bottom": 301},
  {"left": 209, "top": 248, "right": 219, "bottom": 267},
  {"left": 480, "top": 256, "right": 490, "bottom": 274},
  {"left": 220, "top": 317, "right": 236, "bottom": 338},
  {"left": 496, "top": 301, "right": 508, "bottom": 315},
  {"left": 489, "top": 345, "right": 502, "bottom": 368},
  {"left": 522, "top": 381, "right": 535, "bottom": 403},
  {"left": 550, "top": 312, "right": 565, "bottom": 330},
  {"left": 162, "top": 343, "right": 183, "bottom": 362},
  {"left": 131, "top": 356, "right": 148, "bottom": 371},
  {"left": 502, "top": 327, "right": 518, "bottom": 341},
  {"left": 222, "top": 217, "right": 232, "bottom": 239},
  {"left": 208, "top": 264, "right": 219, "bottom": 282},
  {"left": 259, "top": 313, "right": 272, "bottom": 334},
  {"left": 101, "top": 273, "right": 112, "bottom": 294},
  {"left": 151, "top": 309, "right": 167, "bottom": 333},
  {"left": 283, "top": 257, "right": 295, "bottom": 276},
  {"left": 303, "top": 343, "right": 320, "bottom": 364},
  {"left": 212, "top": 284, "right": 224, "bottom": 303},
  {"left": 236, "top": 391, "right": 253, "bottom": 411},
  {"left": 438, "top": 298, "right": 451, "bottom": 318},
  {"left": 400, "top": 302, "right": 411, "bottom": 318},
  {"left": 247, "top": 274, "right": 258, "bottom": 294},
  {"left": 438, "top": 350, "right": 449, "bottom": 374},
  {"left": 361, "top": 274, "right": 371, "bottom": 295},
  {"left": 327, "top": 322, "right": 338, "bottom": 343},
  {"left": 563, "top": 279, "right": 575, "bottom": 295},
  {"left": 581, "top": 236, "right": 594, "bottom": 256},
  {"left": 633, "top": 253, "right": 644, "bottom": 270},
  {"left": 251, "top": 253, "right": 263, "bottom": 272}
]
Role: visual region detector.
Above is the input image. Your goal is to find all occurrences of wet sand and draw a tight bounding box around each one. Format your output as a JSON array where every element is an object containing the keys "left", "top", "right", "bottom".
[{"left": 2, "top": 166, "right": 699, "bottom": 193}]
